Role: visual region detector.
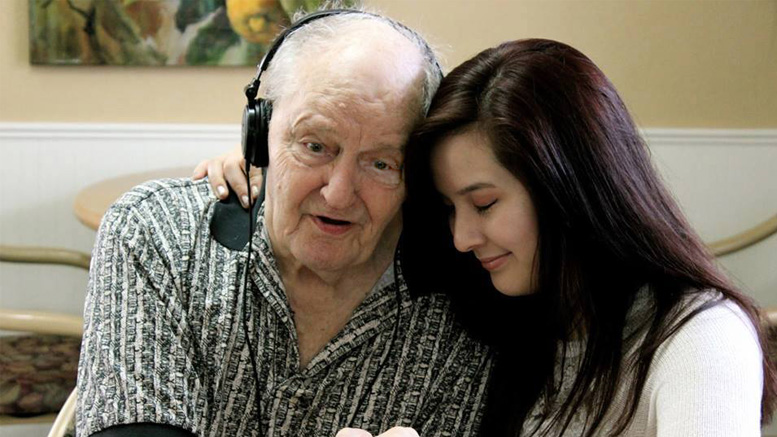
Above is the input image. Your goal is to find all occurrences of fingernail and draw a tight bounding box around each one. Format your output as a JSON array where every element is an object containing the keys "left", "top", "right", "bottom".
[
  {"left": 217, "top": 186, "right": 227, "bottom": 197},
  {"left": 241, "top": 195, "right": 249, "bottom": 207},
  {"left": 251, "top": 185, "right": 260, "bottom": 198}
]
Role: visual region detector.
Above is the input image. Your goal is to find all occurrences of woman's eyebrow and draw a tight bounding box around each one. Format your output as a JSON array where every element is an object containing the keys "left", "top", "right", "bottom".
[{"left": 456, "top": 182, "right": 495, "bottom": 196}]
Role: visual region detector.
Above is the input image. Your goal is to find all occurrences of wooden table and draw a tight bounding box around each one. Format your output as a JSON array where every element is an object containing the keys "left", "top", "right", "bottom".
[{"left": 73, "top": 167, "right": 193, "bottom": 230}]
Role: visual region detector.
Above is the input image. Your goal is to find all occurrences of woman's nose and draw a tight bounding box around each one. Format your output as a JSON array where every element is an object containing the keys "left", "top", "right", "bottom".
[{"left": 451, "top": 213, "right": 485, "bottom": 253}]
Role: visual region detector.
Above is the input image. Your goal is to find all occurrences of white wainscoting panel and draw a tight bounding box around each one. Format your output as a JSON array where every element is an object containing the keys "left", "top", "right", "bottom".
[
  {"left": 646, "top": 129, "right": 777, "bottom": 311},
  {"left": 0, "top": 123, "right": 237, "bottom": 315}
]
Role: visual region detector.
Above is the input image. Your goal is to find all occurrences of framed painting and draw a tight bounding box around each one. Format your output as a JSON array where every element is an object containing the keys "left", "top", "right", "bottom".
[{"left": 28, "top": 0, "right": 348, "bottom": 66}]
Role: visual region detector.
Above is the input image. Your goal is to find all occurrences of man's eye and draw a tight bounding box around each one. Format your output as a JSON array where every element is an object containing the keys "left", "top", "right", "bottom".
[
  {"left": 373, "top": 160, "right": 389, "bottom": 171},
  {"left": 360, "top": 155, "right": 402, "bottom": 186},
  {"left": 306, "top": 142, "right": 324, "bottom": 153},
  {"left": 292, "top": 141, "right": 333, "bottom": 167}
]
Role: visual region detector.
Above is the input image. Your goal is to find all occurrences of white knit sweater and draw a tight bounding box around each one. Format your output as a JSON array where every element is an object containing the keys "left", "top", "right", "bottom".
[{"left": 521, "top": 292, "right": 764, "bottom": 436}]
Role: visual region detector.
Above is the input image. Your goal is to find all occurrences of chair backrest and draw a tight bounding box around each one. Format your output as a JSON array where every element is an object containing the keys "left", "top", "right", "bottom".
[{"left": 0, "top": 245, "right": 88, "bottom": 433}]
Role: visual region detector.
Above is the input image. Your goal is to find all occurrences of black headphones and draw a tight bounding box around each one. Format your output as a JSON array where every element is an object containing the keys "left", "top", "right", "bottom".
[{"left": 242, "top": 9, "right": 360, "bottom": 168}]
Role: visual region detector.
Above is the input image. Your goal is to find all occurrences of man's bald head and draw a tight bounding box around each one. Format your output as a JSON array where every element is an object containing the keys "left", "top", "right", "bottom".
[{"left": 259, "top": 10, "right": 442, "bottom": 120}]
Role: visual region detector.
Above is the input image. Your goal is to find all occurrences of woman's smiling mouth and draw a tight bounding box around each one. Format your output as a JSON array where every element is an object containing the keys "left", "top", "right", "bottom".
[{"left": 478, "top": 253, "right": 510, "bottom": 271}]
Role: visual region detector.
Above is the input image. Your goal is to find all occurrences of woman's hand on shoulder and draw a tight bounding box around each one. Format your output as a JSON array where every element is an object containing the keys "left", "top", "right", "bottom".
[
  {"left": 336, "top": 427, "right": 420, "bottom": 437},
  {"left": 191, "top": 145, "right": 263, "bottom": 208}
]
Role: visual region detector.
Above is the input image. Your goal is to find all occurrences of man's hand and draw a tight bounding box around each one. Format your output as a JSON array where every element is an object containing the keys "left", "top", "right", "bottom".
[
  {"left": 336, "top": 427, "right": 420, "bottom": 437},
  {"left": 192, "top": 145, "right": 263, "bottom": 208}
]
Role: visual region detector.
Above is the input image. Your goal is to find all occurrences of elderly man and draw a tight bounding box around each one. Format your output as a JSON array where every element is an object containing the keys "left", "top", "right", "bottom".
[{"left": 77, "top": 8, "right": 491, "bottom": 437}]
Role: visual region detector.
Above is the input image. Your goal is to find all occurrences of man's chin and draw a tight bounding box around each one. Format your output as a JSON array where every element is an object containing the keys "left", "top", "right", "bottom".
[{"left": 292, "top": 243, "right": 361, "bottom": 273}]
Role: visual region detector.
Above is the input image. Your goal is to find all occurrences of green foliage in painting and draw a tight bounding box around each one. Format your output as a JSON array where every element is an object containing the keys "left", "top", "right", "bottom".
[
  {"left": 185, "top": 7, "right": 241, "bottom": 65},
  {"left": 27, "top": 0, "right": 350, "bottom": 66},
  {"left": 175, "top": 0, "right": 225, "bottom": 33}
]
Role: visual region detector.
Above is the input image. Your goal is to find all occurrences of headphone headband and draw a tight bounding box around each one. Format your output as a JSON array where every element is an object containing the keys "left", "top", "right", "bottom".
[
  {"left": 244, "top": 9, "right": 364, "bottom": 101},
  {"left": 244, "top": 9, "right": 443, "bottom": 100}
]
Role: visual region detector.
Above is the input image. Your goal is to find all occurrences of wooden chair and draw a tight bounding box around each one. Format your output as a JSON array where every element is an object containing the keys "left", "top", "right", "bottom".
[
  {"left": 707, "top": 215, "right": 777, "bottom": 403},
  {"left": 706, "top": 214, "right": 777, "bottom": 319},
  {"left": 708, "top": 214, "right": 777, "bottom": 257},
  {"left": 0, "top": 245, "right": 88, "bottom": 436}
]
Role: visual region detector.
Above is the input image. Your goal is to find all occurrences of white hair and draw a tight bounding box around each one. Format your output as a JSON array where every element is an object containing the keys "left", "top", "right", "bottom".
[{"left": 258, "top": 5, "right": 443, "bottom": 117}]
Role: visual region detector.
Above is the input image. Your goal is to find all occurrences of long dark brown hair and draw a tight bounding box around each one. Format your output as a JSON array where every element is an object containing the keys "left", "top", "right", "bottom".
[{"left": 401, "top": 39, "right": 776, "bottom": 436}]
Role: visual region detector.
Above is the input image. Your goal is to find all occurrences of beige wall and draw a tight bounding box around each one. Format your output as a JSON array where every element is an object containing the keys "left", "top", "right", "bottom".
[{"left": 1, "top": 0, "right": 776, "bottom": 126}]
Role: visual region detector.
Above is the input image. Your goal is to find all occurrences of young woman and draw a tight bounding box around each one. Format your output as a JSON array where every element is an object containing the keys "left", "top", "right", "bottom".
[
  {"left": 195, "top": 39, "right": 775, "bottom": 436},
  {"left": 401, "top": 38, "right": 775, "bottom": 437}
]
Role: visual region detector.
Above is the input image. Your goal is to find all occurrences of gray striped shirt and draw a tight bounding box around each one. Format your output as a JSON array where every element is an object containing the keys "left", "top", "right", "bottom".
[{"left": 77, "top": 178, "right": 492, "bottom": 437}]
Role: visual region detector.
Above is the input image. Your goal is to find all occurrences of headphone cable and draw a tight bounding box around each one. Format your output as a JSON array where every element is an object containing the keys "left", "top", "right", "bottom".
[
  {"left": 241, "top": 160, "right": 265, "bottom": 436},
  {"left": 239, "top": 161, "right": 402, "bottom": 434}
]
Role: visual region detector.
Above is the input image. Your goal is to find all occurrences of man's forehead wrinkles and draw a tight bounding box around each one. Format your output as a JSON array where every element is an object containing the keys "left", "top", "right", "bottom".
[{"left": 299, "top": 82, "right": 401, "bottom": 110}]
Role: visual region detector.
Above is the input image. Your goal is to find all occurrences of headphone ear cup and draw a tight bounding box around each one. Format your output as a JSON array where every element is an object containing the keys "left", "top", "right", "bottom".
[
  {"left": 241, "top": 99, "right": 272, "bottom": 168},
  {"left": 242, "top": 100, "right": 258, "bottom": 166},
  {"left": 255, "top": 99, "right": 272, "bottom": 168}
]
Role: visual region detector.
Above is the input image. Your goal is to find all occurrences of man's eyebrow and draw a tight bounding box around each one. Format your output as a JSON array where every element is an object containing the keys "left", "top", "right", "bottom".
[
  {"left": 291, "top": 115, "right": 336, "bottom": 134},
  {"left": 456, "top": 182, "right": 495, "bottom": 196}
]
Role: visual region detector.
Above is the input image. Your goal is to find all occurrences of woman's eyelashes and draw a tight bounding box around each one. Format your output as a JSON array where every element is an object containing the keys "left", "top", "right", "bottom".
[
  {"left": 475, "top": 199, "right": 497, "bottom": 214},
  {"left": 441, "top": 198, "right": 498, "bottom": 217}
]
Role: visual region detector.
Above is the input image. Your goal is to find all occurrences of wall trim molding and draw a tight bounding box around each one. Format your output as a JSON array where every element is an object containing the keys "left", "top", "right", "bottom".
[
  {"left": 644, "top": 128, "right": 777, "bottom": 146},
  {"left": 0, "top": 122, "right": 775, "bottom": 146},
  {"left": 0, "top": 122, "right": 239, "bottom": 141}
]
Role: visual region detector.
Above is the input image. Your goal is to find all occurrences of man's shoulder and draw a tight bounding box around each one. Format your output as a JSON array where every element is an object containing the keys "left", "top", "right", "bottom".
[
  {"left": 111, "top": 177, "right": 214, "bottom": 213},
  {"left": 102, "top": 177, "right": 215, "bottom": 234}
]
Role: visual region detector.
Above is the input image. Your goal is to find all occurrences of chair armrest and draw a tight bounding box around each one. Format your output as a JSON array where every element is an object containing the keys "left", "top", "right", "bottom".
[
  {"left": 0, "top": 309, "right": 83, "bottom": 336},
  {"left": 0, "top": 245, "right": 91, "bottom": 270},
  {"left": 708, "top": 214, "right": 777, "bottom": 257}
]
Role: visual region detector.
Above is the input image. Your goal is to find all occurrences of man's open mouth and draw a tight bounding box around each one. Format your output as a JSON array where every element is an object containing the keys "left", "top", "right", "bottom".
[
  {"left": 312, "top": 215, "right": 354, "bottom": 236},
  {"left": 317, "top": 216, "right": 351, "bottom": 226}
]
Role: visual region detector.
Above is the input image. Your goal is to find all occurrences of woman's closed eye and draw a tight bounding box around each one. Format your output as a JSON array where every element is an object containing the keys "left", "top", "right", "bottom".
[{"left": 475, "top": 199, "right": 497, "bottom": 214}]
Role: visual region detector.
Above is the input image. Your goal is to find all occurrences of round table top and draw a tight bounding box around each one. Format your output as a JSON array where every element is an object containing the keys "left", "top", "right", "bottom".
[{"left": 73, "top": 167, "right": 193, "bottom": 230}]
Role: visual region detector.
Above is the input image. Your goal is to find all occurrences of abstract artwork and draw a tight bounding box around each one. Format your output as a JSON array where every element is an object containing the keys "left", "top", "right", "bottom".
[{"left": 29, "top": 0, "right": 348, "bottom": 66}]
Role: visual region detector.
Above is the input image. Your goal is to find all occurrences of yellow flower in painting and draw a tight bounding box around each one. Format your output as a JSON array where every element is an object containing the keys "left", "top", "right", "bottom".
[{"left": 226, "top": 0, "right": 289, "bottom": 44}]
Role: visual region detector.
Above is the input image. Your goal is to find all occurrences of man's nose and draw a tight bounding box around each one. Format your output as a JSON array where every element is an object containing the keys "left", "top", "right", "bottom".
[
  {"left": 451, "top": 213, "right": 484, "bottom": 253},
  {"left": 321, "top": 160, "right": 359, "bottom": 209}
]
